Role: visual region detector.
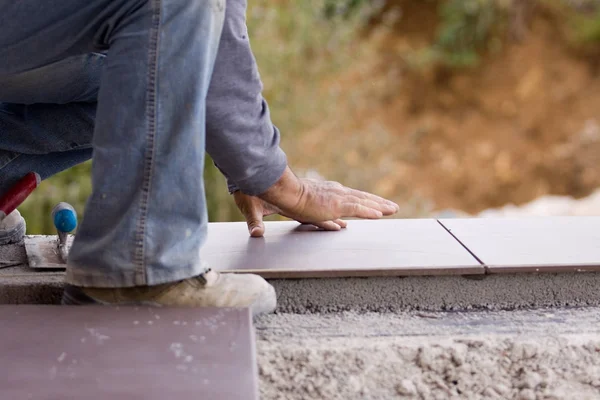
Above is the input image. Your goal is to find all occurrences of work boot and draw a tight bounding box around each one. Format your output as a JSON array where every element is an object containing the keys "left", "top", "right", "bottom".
[
  {"left": 62, "top": 268, "right": 277, "bottom": 317},
  {"left": 0, "top": 210, "right": 26, "bottom": 245}
]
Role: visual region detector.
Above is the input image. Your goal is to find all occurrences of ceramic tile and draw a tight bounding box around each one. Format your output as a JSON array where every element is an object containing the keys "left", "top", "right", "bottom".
[
  {"left": 201, "top": 219, "right": 482, "bottom": 278},
  {"left": 439, "top": 216, "right": 600, "bottom": 273},
  {"left": 0, "top": 305, "right": 257, "bottom": 400}
]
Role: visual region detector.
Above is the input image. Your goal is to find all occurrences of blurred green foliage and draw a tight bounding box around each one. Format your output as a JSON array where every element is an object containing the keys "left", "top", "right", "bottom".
[
  {"left": 406, "top": 0, "right": 509, "bottom": 69},
  {"left": 564, "top": 6, "right": 600, "bottom": 44},
  {"left": 433, "top": 0, "right": 507, "bottom": 66},
  {"left": 573, "top": 12, "right": 600, "bottom": 42}
]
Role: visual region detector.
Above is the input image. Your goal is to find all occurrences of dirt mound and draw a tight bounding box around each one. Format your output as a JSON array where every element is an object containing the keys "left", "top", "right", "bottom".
[{"left": 290, "top": 2, "right": 600, "bottom": 215}]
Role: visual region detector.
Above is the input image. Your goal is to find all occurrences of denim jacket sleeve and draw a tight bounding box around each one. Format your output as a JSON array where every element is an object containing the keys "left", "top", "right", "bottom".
[{"left": 205, "top": 0, "right": 288, "bottom": 196}]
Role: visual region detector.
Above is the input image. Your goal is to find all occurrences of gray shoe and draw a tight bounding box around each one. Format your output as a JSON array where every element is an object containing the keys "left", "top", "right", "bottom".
[
  {"left": 0, "top": 210, "right": 26, "bottom": 245},
  {"left": 62, "top": 268, "right": 277, "bottom": 317}
]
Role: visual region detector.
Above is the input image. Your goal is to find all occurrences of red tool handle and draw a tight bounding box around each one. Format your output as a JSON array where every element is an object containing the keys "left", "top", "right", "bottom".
[{"left": 0, "top": 172, "right": 41, "bottom": 221}]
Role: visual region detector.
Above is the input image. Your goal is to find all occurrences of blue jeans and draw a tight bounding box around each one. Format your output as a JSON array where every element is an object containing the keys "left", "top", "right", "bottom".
[{"left": 0, "top": 0, "right": 225, "bottom": 287}]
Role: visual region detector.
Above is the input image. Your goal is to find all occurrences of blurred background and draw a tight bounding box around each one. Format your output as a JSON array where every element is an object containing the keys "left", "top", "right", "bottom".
[{"left": 20, "top": 0, "right": 600, "bottom": 234}]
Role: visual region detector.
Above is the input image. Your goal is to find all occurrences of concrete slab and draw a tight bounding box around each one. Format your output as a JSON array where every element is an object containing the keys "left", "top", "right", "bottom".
[
  {"left": 0, "top": 305, "right": 258, "bottom": 400},
  {"left": 439, "top": 216, "right": 600, "bottom": 273},
  {"left": 256, "top": 308, "right": 600, "bottom": 400},
  {"left": 202, "top": 219, "right": 483, "bottom": 278}
]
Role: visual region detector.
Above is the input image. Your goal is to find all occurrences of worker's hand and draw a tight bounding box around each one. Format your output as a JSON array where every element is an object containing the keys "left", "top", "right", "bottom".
[
  {"left": 233, "top": 191, "right": 347, "bottom": 237},
  {"left": 257, "top": 166, "right": 399, "bottom": 226}
]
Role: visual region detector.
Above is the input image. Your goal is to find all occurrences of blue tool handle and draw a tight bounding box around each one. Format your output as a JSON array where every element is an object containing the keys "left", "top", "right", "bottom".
[{"left": 51, "top": 202, "right": 78, "bottom": 233}]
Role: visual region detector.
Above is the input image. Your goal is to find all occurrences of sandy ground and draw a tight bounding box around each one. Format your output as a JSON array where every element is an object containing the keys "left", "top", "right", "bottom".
[
  {"left": 478, "top": 189, "right": 600, "bottom": 217},
  {"left": 256, "top": 308, "right": 600, "bottom": 400}
]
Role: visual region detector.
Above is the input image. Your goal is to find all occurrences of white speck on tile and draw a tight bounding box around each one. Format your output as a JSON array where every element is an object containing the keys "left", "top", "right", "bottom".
[
  {"left": 71, "top": 359, "right": 78, "bottom": 365},
  {"left": 154, "top": 315, "right": 160, "bottom": 320},
  {"left": 195, "top": 321, "right": 201, "bottom": 326},
  {"left": 203, "top": 379, "right": 209, "bottom": 385},
  {"left": 147, "top": 320, "right": 154, "bottom": 325},
  {"left": 133, "top": 321, "right": 139, "bottom": 325},
  {"left": 80, "top": 338, "right": 86, "bottom": 343},
  {"left": 170, "top": 343, "right": 184, "bottom": 358},
  {"left": 182, "top": 321, "right": 187, "bottom": 326},
  {"left": 86, "top": 328, "right": 110, "bottom": 345},
  {"left": 173, "top": 321, "right": 181, "bottom": 325},
  {"left": 184, "top": 355, "right": 193, "bottom": 363},
  {"left": 57, "top": 352, "right": 67, "bottom": 363},
  {"left": 185, "top": 229, "right": 192, "bottom": 237},
  {"left": 189, "top": 335, "right": 198, "bottom": 342}
]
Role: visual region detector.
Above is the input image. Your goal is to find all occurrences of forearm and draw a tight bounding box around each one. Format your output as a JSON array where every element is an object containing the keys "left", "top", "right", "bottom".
[{"left": 206, "top": 0, "right": 287, "bottom": 196}]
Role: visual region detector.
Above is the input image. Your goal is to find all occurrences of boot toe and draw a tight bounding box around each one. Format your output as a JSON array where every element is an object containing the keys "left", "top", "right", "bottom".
[
  {"left": 247, "top": 274, "right": 276, "bottom": 317},
  {"left": 0, "top": 210, "right": 25, "bottom": 245}
]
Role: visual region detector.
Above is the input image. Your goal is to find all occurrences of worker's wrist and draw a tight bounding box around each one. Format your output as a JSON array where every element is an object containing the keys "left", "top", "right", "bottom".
[{"left": 258, "top": 166, "right": 304, "bottom": 211}]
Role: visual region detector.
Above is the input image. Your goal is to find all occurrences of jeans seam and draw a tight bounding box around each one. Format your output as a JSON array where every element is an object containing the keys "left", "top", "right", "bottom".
[{"left": 135, "top": 0, "right": 161, "bottom": 285}]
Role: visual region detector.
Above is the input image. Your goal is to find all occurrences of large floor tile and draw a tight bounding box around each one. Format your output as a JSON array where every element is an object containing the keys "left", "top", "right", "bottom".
[
  {"left": 202, "top": 219, "right": 482, "bottom": 278},
  {"left": 439, "top": 216, "right": 600, "bottom": 273},
  {"left": 0, "top": 305, "right": 257, "bottom": 400}
]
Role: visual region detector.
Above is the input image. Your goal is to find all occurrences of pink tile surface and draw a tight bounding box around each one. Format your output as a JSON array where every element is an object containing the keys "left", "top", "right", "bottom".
[
  {"left": 201, "top": 219, "right": 482, "bottom": 278},
  {"left": 439, "top": 216, "right": 600, "bottom": 273},
  {"left": 0, "top": 305, "right": 257, "bottom": 400}
]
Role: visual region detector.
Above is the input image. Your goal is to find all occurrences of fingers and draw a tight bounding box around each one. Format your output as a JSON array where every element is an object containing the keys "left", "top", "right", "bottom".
[
  {"left": 311, "top": 219, "right": 348, "bottom": 230},
  {"left": 312, "top": 220, "right": 343, "bottom": 231},
  {"left": 344, "top": 195, "right": 397, "bottom": 216},
  {"left": 347, "top": 188, "right": 399, "bottom": 213},
  {"left": 339, "top": 202, "right": 383, "bottom": 219},
  {"left": 334, "top": 219, "right": 348, "bottom": 228},
  {"left": 265, "top": 175, "right": 400, "bottom": 223}
]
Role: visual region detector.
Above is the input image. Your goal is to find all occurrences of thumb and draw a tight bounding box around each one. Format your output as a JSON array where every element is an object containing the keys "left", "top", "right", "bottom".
[
  {"left": 244, "top": 200, "right": 265, "bottom": 238},
  {"left": 234, "top": 191, "right": 266, "bottom": 237}
]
